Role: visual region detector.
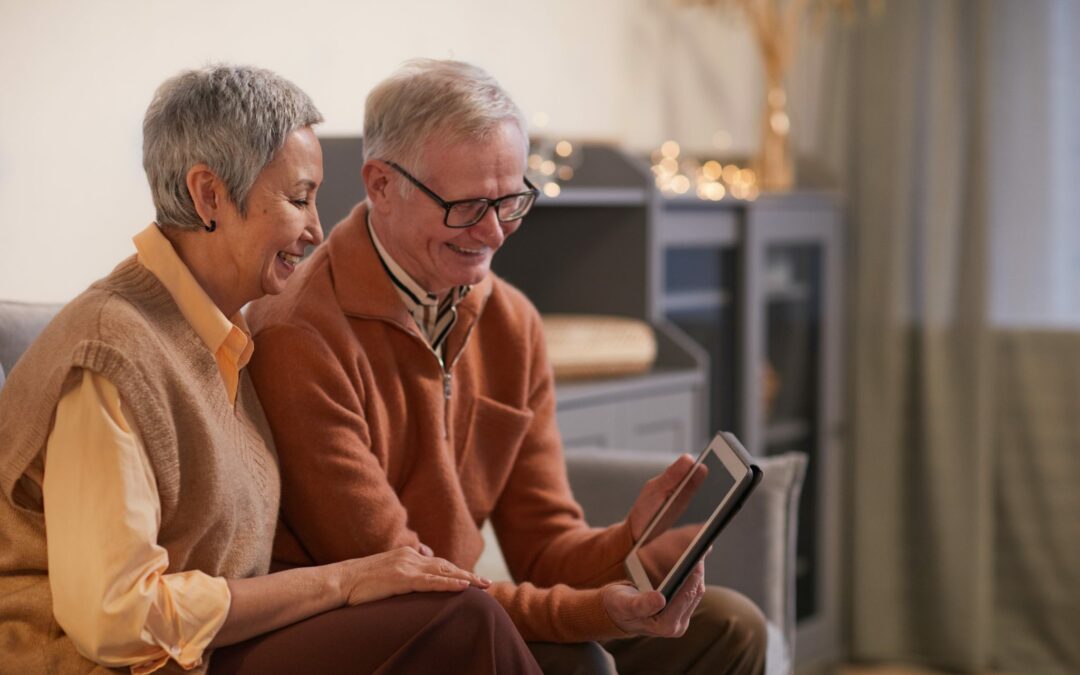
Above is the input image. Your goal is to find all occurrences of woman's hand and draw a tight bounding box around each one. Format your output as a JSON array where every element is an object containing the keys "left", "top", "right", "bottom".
[
  {"left": 212, "top": 546, "right": 490, "bottom": 649},
  {"left": 333, "top": 546, "right": 492, "bottom": 606}
]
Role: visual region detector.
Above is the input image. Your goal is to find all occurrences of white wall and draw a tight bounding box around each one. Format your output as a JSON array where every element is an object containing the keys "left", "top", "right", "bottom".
[{"left": 0, "top": 0, "right": 843, "bottom": 303}]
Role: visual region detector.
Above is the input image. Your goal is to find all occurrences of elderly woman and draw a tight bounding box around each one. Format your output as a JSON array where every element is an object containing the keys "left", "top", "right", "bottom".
[{"left": 0, "top": 65, "right": 540, "bottom": 675}]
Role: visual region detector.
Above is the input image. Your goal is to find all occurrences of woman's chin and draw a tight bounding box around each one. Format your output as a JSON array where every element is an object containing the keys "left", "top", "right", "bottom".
[{"left": 261, "top": 259, "right": 297, "bottom": 296}]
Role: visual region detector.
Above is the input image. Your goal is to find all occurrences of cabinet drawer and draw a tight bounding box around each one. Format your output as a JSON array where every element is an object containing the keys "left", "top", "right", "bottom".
[
  {"left": 557, "top": 388, "right": 694, "bottom": 455},
  {"left": 557, "top": 404, "right": 617, "bottom": 450},
  {"left": 615, "top": 390, "right": 694, "bottom": 454}
]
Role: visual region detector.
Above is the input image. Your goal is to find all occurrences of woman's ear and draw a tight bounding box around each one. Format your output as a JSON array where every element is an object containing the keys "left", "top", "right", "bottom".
[{"left": 186, "top": 163, "right": 223, "bottom": 227}]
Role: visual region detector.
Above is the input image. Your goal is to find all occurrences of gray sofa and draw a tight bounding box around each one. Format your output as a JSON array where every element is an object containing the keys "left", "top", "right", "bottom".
[
  {"left": 0, "top": 300, "right": 63, "bottom": 388},
  {"left": 1, "top": 299, "right": 805, "bottom": 673}
]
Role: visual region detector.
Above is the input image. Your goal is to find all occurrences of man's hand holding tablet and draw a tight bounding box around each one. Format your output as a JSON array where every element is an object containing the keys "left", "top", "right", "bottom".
[
  {"left": 601, "top": 559, "right": 706, "bottom": 638},
  {"left": 602, "top": 432, "right": 762, "bottom": 631},
  {"left": 600, "top": 453, "right": 709, "bottom": 637}
]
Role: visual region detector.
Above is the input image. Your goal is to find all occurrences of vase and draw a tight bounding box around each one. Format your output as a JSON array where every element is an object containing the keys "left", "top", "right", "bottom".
[{"left": 754, "top": 76, "right": 795, "bottom": 191}]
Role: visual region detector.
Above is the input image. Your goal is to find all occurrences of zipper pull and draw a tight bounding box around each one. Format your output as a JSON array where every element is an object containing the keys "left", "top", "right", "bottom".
[{"left": 442, "top": 370, "right": 452, "bottom": 441}]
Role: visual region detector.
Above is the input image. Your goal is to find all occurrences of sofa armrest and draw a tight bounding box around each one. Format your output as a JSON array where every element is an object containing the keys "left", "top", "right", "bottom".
[{"left": 562, "top": 448, "right": 806, "bottom": 664}]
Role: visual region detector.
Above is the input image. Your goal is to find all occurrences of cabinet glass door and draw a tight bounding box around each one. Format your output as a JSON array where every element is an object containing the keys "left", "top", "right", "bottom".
[
  {"left": 663, "top": 246, "right": 739, "bottom": 436},
  {"left": 762, "top": 243, "right": 823, "bottom": 621}
]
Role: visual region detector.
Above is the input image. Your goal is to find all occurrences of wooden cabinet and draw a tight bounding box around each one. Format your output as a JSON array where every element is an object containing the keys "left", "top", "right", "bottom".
[{"left": 655, "top": 191, "right": 844, "bottom": 668}]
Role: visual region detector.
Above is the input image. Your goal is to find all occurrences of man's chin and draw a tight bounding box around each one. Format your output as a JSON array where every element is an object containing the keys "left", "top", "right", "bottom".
[{"left": 453, "top": 262, "right": 492, "bottom": 287}]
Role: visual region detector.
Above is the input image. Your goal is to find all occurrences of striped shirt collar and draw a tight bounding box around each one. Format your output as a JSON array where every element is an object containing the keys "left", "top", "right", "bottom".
[{"left": 366, "top": 211, "right": 471, "bottom": 356}]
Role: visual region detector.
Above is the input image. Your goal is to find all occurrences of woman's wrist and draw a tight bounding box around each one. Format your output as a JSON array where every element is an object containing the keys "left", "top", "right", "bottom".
[{"left": 323, "top": 560, "right": 349, "bottom": 608}]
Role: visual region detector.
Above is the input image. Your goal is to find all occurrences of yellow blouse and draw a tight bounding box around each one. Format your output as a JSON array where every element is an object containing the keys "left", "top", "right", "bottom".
[{"left": 42, "top": 224, "right": 251, "bottom": 673}]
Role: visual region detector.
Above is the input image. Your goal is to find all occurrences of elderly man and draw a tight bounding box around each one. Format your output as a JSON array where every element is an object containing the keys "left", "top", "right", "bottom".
[{"left": 247, "top": 59, "right": 766, "bottom": 674}]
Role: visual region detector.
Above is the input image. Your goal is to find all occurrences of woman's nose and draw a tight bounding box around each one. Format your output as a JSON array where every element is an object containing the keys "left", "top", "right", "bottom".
[{"left": 307, "top": 209, "right": 324, "bottom": 247}]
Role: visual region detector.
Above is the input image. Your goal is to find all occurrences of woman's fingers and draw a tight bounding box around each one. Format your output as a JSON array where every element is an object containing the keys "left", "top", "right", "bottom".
[
  {"left": 416, "top": 573, "right": 471, "bottom": 592},
  {"left": 421, "top": 554, "right": 491, "bottom": 588},
  {"left": 339, "top": 547, "right": 493, "bottom": 606}
]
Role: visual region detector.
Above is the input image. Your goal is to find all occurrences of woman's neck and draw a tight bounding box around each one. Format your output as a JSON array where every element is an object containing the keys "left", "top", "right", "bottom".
[{"left": 159, "top": 225, "right": 247, "bottom": 318}]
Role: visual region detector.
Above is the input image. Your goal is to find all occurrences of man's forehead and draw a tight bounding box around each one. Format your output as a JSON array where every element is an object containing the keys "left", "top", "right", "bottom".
[{"left": 424, "top": 130, "right": 526, "bottom": 171}]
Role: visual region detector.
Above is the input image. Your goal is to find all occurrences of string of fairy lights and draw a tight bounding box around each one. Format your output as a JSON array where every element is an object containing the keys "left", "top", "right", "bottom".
[
  {"left": 650, "top": 140, "right": 760, "bottom": 202},
  {"left": 527, "top": 112, "right": 578, "bottom": 199},
  {"left": 528, "top": 113, "right": 760, "bottom": 202},
  {"left": 526, "top": 141, "right": 576, "bottom": 199}
]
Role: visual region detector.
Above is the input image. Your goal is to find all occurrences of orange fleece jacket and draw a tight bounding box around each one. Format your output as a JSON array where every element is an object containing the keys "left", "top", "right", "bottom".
[{"left": 246, "top": 203, "right": 634, "bottom": 642}]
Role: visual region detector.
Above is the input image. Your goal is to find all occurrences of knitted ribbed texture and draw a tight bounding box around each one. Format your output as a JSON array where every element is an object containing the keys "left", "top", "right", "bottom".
[{"left": 0, "top": 256, "right": 279, "bottom": 674}]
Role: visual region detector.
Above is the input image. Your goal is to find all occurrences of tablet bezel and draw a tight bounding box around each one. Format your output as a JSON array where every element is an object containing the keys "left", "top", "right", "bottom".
[{"left": 624, "top": 431, "right": 759, "bottom": 601}]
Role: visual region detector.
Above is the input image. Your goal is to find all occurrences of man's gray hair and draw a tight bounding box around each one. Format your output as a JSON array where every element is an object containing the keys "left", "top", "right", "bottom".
[
  {"left": 363, "top": 59, "right": 527, "bottom": 187},
  {"left": 143, "top": 64, "right": 323, "bottom": 230}
]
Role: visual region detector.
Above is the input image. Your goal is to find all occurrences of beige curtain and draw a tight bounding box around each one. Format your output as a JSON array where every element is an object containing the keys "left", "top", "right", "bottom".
[
  {"left": 993, "top": 331, "right": 1080, "bottom": 672},
  {"left": 847, "top": 0, "right": 995, "bottom": 666},
  {"left": 846, "top": 1, "right": 1079, "bottom": 672}
]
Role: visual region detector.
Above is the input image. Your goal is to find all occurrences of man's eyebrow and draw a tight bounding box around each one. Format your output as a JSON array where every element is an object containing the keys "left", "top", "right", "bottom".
[{"left": 294, "top": 179, "right": 318, "bottom": 190}]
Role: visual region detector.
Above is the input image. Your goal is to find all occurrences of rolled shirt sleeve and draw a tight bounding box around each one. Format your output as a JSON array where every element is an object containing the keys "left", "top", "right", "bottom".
[{"left": 43, "top": 369, "right": 230, "bottom": 673}]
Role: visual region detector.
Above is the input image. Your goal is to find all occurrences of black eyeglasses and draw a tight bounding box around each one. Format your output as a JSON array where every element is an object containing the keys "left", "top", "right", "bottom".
[{"left": 385, "top": 160, "right": 539, "bottom": 228}]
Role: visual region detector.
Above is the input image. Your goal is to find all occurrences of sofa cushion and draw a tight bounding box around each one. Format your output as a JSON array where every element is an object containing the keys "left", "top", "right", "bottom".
[{"left": 0, "top": 301, "right": 63, "bottom": 383}]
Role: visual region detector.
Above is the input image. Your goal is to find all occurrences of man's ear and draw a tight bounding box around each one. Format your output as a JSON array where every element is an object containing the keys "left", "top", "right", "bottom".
[
  {"left": 186, "top": 163, "right": 223, "bottom": 227},
  {"left": 361, "top": 160, "right": 393, "bottom": 207}
]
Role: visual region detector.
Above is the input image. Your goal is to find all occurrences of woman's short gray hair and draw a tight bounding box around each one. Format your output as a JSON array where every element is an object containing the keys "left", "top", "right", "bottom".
[
  {"left": 363, "top": 59, "right": 527, "bottom": 186},
  {"left": 143, "top": 64, "right": 323, "bottom": 230}
]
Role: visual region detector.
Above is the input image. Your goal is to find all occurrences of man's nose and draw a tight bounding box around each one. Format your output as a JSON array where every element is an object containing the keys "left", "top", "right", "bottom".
[{"left": 468, "top": 207, "right": 505, "bottom": 247}]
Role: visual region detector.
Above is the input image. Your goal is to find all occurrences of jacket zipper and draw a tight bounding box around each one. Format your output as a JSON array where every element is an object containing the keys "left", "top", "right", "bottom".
[
  {"left": 441, "top": 370, "right": 452, "bottom": 439},
  {"left": 437, "top": 315, "right": 482, "bottom": 440},
  {"left": 351, "top": 291, "right": 489, "bottom": 442},
  {"left": 357, "top": 322, "right": 472, "bottom": 441}
]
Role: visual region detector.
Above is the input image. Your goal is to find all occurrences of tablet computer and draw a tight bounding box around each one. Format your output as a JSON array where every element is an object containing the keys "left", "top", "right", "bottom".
[{"left": 624, "top": 431, "right": 762, "bottom": 601}]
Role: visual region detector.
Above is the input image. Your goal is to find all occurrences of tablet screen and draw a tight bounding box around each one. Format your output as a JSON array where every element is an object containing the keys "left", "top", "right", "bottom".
[{"left": 636, "top": 448, "right": 739, "bottom": 589}]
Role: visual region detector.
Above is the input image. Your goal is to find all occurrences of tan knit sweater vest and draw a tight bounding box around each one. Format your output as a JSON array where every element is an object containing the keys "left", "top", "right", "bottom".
[{"left": 0, "top": 256, "right": 280, "bottom": 674}]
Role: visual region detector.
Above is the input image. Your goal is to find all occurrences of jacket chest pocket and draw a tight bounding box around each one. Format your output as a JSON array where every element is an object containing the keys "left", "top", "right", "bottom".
[{"left": 457, "top": 395, "right": 533, "bottom": 521}]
